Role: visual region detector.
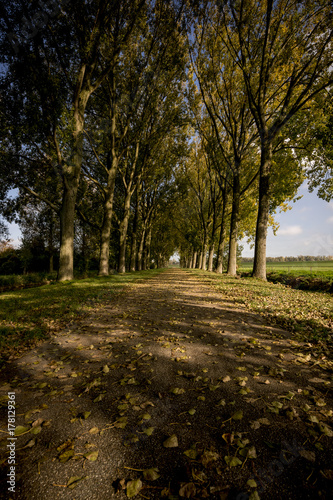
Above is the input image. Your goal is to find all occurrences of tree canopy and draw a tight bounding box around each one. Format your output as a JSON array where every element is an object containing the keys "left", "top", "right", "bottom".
[{"left": 0, "top": 0, "right": 332, "bottom": 279}]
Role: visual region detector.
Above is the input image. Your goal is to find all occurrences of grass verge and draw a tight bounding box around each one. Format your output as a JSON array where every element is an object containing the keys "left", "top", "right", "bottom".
[
  {"left": 240, "top": 269, "right": 333, "bottom": 293},
  {"left": 187, "top": 269, "right": 333, "bottom": 349},
  {"left": 0, "top": 269, "right": 163, "bottom": 363}
]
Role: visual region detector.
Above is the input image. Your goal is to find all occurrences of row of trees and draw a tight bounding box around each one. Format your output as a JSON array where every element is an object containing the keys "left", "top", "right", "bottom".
[
  {"left": 178, "top": 0, "right": 333, "bottom": 277},
  {"left": 0, "top": 0, "right": 189, "bottom": 278},
  {"left": 0, "top": 0, "right": 332, "bottom": 280}
]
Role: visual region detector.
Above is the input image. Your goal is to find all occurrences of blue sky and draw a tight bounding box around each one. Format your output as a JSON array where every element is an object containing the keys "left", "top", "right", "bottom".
[
  {"left": 4, "top": 182, "right": 333, "bottom": 258},
  {"left": 241, "top": 182, "right": 333, "bottom": 257}
]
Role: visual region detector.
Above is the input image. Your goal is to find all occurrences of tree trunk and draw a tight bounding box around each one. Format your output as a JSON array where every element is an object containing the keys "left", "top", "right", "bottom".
[
  {"left": 82, "top": 226, "right": 89, "bottom": 277},
  {"left": 253, "top": 140, "right": 272, "bottom": 280},
  {"left": 49, "top": 254, "right": 54, "bottom": 274},
  {"left": 208, "top": 243, "right": 214, "bottom": 272},
  {"left": 58, "top": 182, "right": 79, "bottom": 280},
  {"left": 227, "top": 171, "right": 240, "bottom": 276},
  {"left": 145, "top": 227, "right": 152, "bottom": 270},
  {"left": 99, "top": 158, "right": 118, "bottom": 276},
  {"left": 198, "top": 250, "right": 203, "bottom": 269},
  {"left": 130, "top": 180, "right": 141, "bottom": 271},
  {"left": 130, "top": 229, "right": 137, "bottom": 272},
  {"left": 201, "top": 237, "right": 208, "bottom": 271},
  {"left": 215, "top": 202, "right": 227, "bottom": 274},
  {"left": 48, "top": 211, "right": 55, "bottom": 274},
  {"left": 118, "top": 191, "right": 132, "bottom": 273},
  {"left": 192, "top": 250, "right": 197, "bottom": 269},
  {"left": 58, "top": 85, "right": 88, "bottom": 281},
  {"left": 137, "top": 228, "right": 145, "bottom": 271}
]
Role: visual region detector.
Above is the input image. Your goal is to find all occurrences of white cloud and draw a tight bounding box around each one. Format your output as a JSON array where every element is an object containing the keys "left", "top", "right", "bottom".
[
  {"left": 10, "top": 238, "right": 21, "bottom": 248},
  {"left": 327, "top": 216, "right": 333, "bottom": 224},
  {"left": 279, "top": 225, "right": 303, "bottom": 236}
]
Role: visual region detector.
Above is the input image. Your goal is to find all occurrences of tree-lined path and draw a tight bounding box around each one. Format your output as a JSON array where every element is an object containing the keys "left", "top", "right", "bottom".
[{"left": 0, "top": 269, "right": 332, "bottom": 499}]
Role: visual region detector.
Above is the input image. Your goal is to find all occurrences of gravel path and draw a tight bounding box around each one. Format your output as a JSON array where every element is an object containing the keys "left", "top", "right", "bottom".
[{"left": 0, "top": 269, "right": 332, "bottom": 500}]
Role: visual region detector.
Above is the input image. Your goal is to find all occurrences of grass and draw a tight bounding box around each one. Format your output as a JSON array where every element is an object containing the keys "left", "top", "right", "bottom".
[
  {"left": 240, "top": 261, "right": 333, "bottom": 292},
  {"left": 240, "top": 260, "right": 333, "bottom": 273},
  {"left": 187, "top": 269, "right": 333, "bottom": 348},
  {"left": 0, "top": 269, "right": 163, "bottom": 362}
]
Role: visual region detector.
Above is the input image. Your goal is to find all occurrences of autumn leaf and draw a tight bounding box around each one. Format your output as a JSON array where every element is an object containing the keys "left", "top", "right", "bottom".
[
  {"left": 15, "top": 426, "right": 30, "bottom": 436},
  {"left": 126, "top": 479, "right": 142, "bottom": 498},
  {"left": 67, "top": 476, "right": 86, "bottom": 489},
  {"left": 179, "top": 482, "right": 196, "bottom": 498},
  {"left": 59, "top": 449, "right": 75, "bottom": 463},
  {"left": 84, "top": 450, "right": 99, "bottom": 461},
  {"left": 224, "top": 456, "right": 242, "bottom": 467},
  {"left": 163, "top": 435, "right": 178, "bottom": 448},
  {"left": 143, "top": 468, "right": 160, "bottom": 481}
]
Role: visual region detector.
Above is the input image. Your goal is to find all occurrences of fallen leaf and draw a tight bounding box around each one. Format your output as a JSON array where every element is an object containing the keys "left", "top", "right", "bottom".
[
  {"left": 59, "top": 449, "right": 75, "bottom": 463},
  {"left": 143, "top": 427, "right": 154, "bottom": 436},
  {"left": 89, "top": 427, "right": 99, "bottom": 434},
  {"left": 201, "top": 450, "right": 219, "bottom": 466},
  {"left": 163, "top": 434, "right": 178, "bottom": 448},
  {"left": 299, "top": 450, "right": 316, "bottom": 462},
  {"left": 15, "top": 426, "right": 30, "bottom": 436},
  {"left": 224, "top": 456, "right": 242, "bottom": 467},
  {"left": 67, "top": 476, "right": 86, "bottom": 489},
  {"left": 126, "top": 478, "right": 142, "bottom": 498},
  {"left": 84, "top": 450, "right": 99, "bottom": 462},
  {"left": 179, "top": 482, "right": 196, "bottom": 498},
  {"left": 171, "top": 388, "right": 185, "bottom": 395},
  {"left": 143, "top": 468, "right": 160, "bottom": 481},
  {"left": 184, "top": 449, "right": 198, "bottom": 459},
  {"left": 231, "top": 410, "right": 243, "bottom": 421}
]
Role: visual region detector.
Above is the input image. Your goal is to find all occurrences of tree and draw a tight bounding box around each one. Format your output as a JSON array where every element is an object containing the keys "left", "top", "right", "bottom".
[
  {"left": 306, "top": 91, "right": 333, "bottom": 202},
  {"left": 219, "top": 0, "right": 333, "bottom": 278},
  {"left": 188, "top": 7, "right": 259, "bottom": 275},
  {"left": 0, "top": 0, "right": 146, "bottom": 280}
]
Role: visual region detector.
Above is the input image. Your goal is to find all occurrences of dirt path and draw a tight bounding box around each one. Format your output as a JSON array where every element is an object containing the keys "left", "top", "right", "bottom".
[{"left": 0, "top": 269, "right": 332, "bottom": 500}]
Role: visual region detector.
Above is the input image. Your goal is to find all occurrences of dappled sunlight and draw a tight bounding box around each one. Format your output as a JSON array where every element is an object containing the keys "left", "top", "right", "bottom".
[{"left": 0, "top": 269, "right": 332, "bottom": 499}]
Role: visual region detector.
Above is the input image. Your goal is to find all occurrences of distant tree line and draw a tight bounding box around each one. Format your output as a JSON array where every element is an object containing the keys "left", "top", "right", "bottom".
[{"left": 242, "top": 256, "right": 333, "bottom": 263}]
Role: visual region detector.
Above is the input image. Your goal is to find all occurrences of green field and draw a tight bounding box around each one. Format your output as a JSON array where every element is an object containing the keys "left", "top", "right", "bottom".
[
  {"left": 240, "top": 260, "right": 333, "bottom": 273},
  {"left": 240, "top": 261, "right": 333, "bottom": 293}
]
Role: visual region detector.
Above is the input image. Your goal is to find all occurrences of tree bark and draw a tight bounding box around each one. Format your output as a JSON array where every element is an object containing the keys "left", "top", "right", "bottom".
[
  {"left": 58, "top": 76, "right": 90, "bottom": 280},
  {"left": 198, "top": 250, "right": 203, "bottom": 269},
  {"left": 215, "top": 189, "right": 227, "bottom": 274},
  {"left": 253, "top": 140, "right": 272, "bottom": 279},
  {"left": 227, "top": 171, "right": 240, "bottom": 276},
  {"left": 137, "top": 227, "right": 145, "bottom": 271},
  {"left": 58, "top": 180, "right": 79, "bottom": 281},
  {"left": 208, "top": 243, "right": 214, "bottom": 272},
  {"left": 99, "top": 159, "right": 118, "bottom": 276},
  {"left": 192, "top": 250, "right": 197, "bottom": 269},
  {"left": 130, "top": 222, "right": 138, "bottom": 272},
  {"left": 201, "top": 236, "right": 208, "bottom": 271},
  {"left": 144, "top": 227, "right": 152, "bottom": 270}
]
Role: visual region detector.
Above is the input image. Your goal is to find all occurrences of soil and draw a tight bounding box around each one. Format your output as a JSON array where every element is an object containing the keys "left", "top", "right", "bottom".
[{"left": 0, "top": 269, "right": 332, "bottom": 500}]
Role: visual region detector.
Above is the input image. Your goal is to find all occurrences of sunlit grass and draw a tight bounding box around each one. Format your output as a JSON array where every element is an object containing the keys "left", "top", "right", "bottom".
[
  {"left": 187, "top": 269, "right": 333, "bottom": 346},
  {"left": 0, "top": 269, "right": 163, "bottom": 359}
]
